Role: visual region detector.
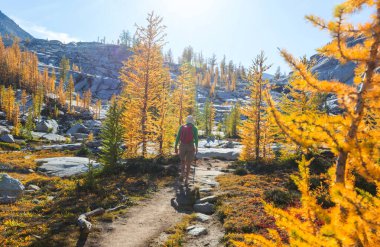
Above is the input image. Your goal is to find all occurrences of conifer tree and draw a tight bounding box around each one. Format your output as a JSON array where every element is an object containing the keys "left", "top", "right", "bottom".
[
  {"left": 59, "top": 56, "right": 70, "bottom": 83},
  {"left": 20, "top": 90, "right": 27, "bottom": 115},
  {"left": 100, "top": 96, "right": 125, "bottom": 172},
  {"left": 173, "top": 63, "right": 195, "bottom": 125},
  {"left": 50, "top": 68, "right": 56, "bottom": 93},
  {"left": 120, "top": 12, "right": 168, "bottom": 157},
  {"left": 67, "top": 74, "right": 74, "bottom": 112},
  {"left": 156, "top": 69, "right": 175, "bottom": 155},
  {"left": 224, "top": 103, "right": 241, "bottom": 138},
  {"left": 12, "top": 103, "right": 20, "bottom": 136},
  {"left": 201, "top": 99, "right": 215, "bottom": 136},
  {"left": 57, "top": 78, "right": 65, "bottom": 106},
  {"left": 5, "top": 87, "right": 15, "bottom": 121},
  {"left": 240, "top": 1, "right": 380, "bottom": 246},
  {"left": 240, "top": 51, "right": 271, "bottom": 162},
  {"left": 95, "top": 100, "right": 101, "bottom": 119}
]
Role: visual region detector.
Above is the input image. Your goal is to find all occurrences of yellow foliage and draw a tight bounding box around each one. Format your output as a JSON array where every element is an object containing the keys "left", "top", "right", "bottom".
[
  {"left": 237, "top": 1, "right": 380, "bottom": 246},
  {"left": 120, "top": 12, "right": 175, "bottom": 157}
]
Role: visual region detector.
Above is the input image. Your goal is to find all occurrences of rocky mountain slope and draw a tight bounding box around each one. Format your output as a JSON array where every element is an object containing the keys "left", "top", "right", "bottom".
[
  {"left": 0, "top": 10, "right": 33, "bottom": 40},
  {"left": 23, "top": 38, "right": 131, "bottom": 99},
  {"left": 0, "top": 11, "right": 358, "bottom": 104}
]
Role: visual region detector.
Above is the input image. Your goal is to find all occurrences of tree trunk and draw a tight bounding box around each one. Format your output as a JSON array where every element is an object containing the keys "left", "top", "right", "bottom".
[{"left": 335, "top": 6, "right": 380, "bottom": 184}]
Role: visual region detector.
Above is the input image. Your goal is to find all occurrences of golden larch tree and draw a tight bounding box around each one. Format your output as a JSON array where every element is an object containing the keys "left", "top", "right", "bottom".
[
  {"left": 173, "top": 62, "right": 196, "bottom": 125},
  {"left": 120, "top": 12, "right": 168, "bottom": 157},
  {"left": 238, "top": 1, "right": 380, "bottom": 246},
  {"left": 240, "top": 51, "right": 271, "bottom": 162}
]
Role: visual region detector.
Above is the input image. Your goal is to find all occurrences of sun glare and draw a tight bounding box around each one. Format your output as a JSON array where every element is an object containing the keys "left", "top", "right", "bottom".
[{"left": 162, "top": 0, "right": 216, "bottom": 18}]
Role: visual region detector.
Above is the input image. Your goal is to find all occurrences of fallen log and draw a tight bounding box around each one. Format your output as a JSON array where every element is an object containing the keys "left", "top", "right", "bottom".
[
  {"left": 106, "top": 205, "right": 128, "bottom": 213},
  {"left": 77, "top": 207, "right": 105, "bottom": 233}
]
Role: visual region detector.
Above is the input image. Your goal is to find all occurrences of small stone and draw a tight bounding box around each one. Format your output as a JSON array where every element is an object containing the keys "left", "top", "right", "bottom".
[
  {"left": 27, "top": 184, "right": 41, "bottom": 191},
  {"left": 195, "top": 195, "right": 217, "bottom": 204},
  {"left": 199, "top": 188, "right": 212, "bottom": 193},
  {"left": 194, "top": 213, "right": 211, "bottom": 222},
  {"left": 187, "top": 225, "right": 208, "bottom": 236},
  {"left": 193, "top": 202, "right": 215, "bottom": 215}
]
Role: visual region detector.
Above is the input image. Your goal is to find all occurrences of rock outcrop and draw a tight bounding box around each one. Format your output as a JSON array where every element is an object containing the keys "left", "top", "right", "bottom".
[{"left": 0, "top": 174, "right": 25, "bottom": 204}]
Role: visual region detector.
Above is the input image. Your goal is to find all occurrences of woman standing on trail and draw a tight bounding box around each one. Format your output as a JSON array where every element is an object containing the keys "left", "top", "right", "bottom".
[{"left": 174, "top": 115, "right": 198, "bottom": 186}]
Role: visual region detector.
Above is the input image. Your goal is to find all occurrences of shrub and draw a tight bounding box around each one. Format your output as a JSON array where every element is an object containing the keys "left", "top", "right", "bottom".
[
  {"left": 234, "top": 167, "right": 248, "bottom": 176},
  {"left": 0, "top": 142, "right": 21, "bottom": 150},
  {"left": 264, "top": 189, "right": 292, "bottom": 208},
  {"left": 76, "top": 145, "right": 90, "bottom": 157}
]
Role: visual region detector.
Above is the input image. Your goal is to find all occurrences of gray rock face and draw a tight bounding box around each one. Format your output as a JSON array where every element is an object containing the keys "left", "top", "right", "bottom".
[
  {"left": 0, "top": 11, "right": 34, "bottom": 40},
  {"left": 73, "top": 133, "right": 89, "bottom": 140},
  {"left": 66, "top": 124, "right": 88, "bottom": 135},
  {"left": 0, "top": 134, "right": 15, "bottom": 143},
  {"left": 186, "top": 225, "right": 208, "bottom": 236},
  {"left": 38, "top": 143, "right": 82, "bottom": 151},
  {"left": 35, "top": 119, "right": 59, "bottom": 133},
  {"left": 31, "top": 132, "right": 66, "bottom": 142},
  {"left": 193, "top": 202, "right": 215, "bottom": 215},
  {"left": 0, "top": 126, "right": 10, "bottom": 135},
  {"left": 0, "top": 174, "right": 24, "bottom": 202},
  {"left": 20, "top": 38, "right": 131, "bottom": 100},
  {"left": 36, "top": 157, "right": 100, "bottom": 177}
]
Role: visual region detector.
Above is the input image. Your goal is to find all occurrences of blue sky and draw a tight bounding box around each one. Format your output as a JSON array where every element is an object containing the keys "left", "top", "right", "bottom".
[{"left": 1, "top": 0, "right": 372, "bottom": 74}]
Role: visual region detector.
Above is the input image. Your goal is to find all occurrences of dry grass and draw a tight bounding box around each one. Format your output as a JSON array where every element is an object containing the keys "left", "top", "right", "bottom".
[
  {"left": 216, "top": 173, "right": 293, "bottom": 245},
  {"left": 163, "top": 214, "right": 196, "bottom": 247},
  {"left": 0, "top": 151, "right": 174, "bottom": 246}
]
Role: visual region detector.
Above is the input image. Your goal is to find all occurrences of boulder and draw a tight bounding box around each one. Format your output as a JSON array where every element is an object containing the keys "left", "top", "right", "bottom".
[
  {"left": 73, "top": 133, "right": 89, "bottom": 140},
  {"left": 0, "top": 134, "right": 15, "bottom": 143},
  {"left": 36, "top": 119, "right": 59, "bottom": 133},
  {"left": 0, "top": 126, "right": 10, "bottom": 135},
  {"left": 0, "top": 174, "right": 24, "bottom": 203},
  {"left": 39, "top": 143, "right": 82, "bottom": 151},
  {"left": 36, "top": 157, "right": 100, "bottom": 177},
  {"left": 193, "top": 202, "right": 215, "bottom": 215},
  {"left": 222, "top": 141, "right": 235, "bottom": 148},
  {"left": 31, "top": 132, "right": 66, "bottom": 142},
  {"left": 66, "top": 123, "right": 88, "bottom": 135},
  {"left": 186, "top": 225, "right": 208, "bottom": 236}
]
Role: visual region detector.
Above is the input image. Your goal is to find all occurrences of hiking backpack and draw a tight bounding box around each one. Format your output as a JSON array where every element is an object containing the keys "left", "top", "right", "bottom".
[{"left": 180, "top": 124, "right": 193, "bottom": 144}]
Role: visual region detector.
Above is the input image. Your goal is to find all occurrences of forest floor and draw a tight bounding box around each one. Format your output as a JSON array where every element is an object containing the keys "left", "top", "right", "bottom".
[{"left": 85, "top": 158, "right": 229, "bottom": 247}]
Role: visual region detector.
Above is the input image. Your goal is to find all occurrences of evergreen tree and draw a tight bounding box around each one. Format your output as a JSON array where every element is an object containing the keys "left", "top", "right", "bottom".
[
  {"left": 224, "top": 103, "right": 241, "bottom": 138},
  {"left": 59, "top": 56, "right": 70, "bottom": 84},
  {"left": 100, "top": 96, "right": 125, "bottom": 172},
  {"left": 119, "top": 30, "right": 132, "bottom": 47},
  {"left": 201, "top": 99, "right": 215, "bottom": 136},
  {"left": 67, "top": 74, "right": 74, "bottom": 113}
]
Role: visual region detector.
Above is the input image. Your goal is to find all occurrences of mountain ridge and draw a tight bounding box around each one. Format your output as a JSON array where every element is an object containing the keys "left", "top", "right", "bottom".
[{"left": 0, "top": 10, "right": 33, "bottom": 40}]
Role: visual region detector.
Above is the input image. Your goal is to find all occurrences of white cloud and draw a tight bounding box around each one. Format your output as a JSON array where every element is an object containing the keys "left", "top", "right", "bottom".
[{"left": 11, "top": 16, "right": 79, "bottom": 43}]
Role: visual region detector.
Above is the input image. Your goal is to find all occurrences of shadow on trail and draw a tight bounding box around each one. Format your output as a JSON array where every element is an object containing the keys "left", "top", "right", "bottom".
[{"left": 170, "top": 177, "right": 200, "bottom": 213}]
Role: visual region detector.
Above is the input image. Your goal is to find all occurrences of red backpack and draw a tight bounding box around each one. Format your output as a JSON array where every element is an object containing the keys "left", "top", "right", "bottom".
[{"left": 180, "top": 124, "right": 193, "bottom": 144}]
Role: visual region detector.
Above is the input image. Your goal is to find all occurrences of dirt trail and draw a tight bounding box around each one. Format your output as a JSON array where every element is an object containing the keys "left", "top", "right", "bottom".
[{"left": 85, "top": 159, "right": 228, "bottom": 247}]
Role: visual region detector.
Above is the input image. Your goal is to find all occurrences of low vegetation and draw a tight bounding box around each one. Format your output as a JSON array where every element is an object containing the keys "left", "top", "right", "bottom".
[{"left": 0, "top": 151, "right": 177, "bottom": 246}]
